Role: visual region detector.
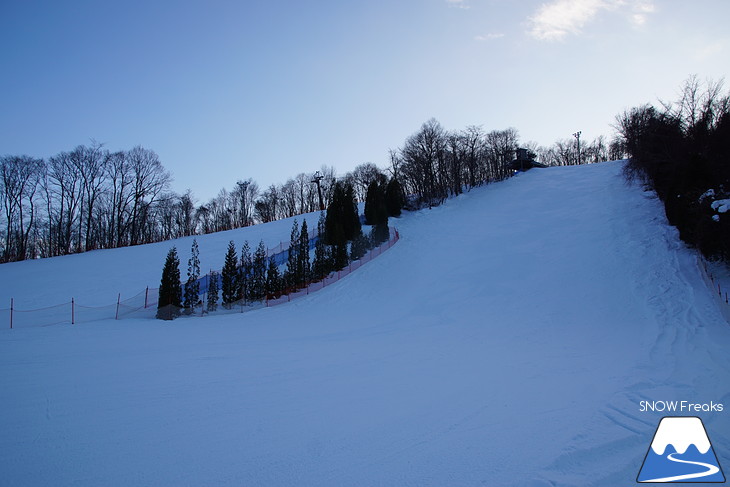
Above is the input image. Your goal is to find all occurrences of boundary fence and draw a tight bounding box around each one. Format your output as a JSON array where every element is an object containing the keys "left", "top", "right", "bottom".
[
  {"left": 698, "top": 255, "right": 730, "bottom": 324},
  {"left": 267, "top": 227, "right": 399, "bottom": 307},
  {"left": 2, "top": 227, "right": 399, "bottom": 328}
]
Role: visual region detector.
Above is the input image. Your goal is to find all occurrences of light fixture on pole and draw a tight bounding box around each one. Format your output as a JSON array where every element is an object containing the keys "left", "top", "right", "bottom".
[
  {"left": 311, "top": 171, "right": 325, "bottom": 211},
  {"left": 573, "top": 131, "right": 582, "bottom": 165}
]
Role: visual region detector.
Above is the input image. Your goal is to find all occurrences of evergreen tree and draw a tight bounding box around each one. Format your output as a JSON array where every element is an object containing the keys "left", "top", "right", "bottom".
[
  {"left": 364, "top": 180, "right": 379, "bottom": 225},
  {"left": 371, "top": 222, "right": 390, "bottom": 246},
  {"left": 365, "top": 178, "right": 390, "bottom": 226},
  {"left": 265, "top": 257, "right": 281, "bottom": 298},
  {"left": 312, "top": 212, "right": 332, "bottom": 280},
  {"left": 285, "top": 219, "right": 300, "bottom": 289},
  {"left": 332, "top": 241, "right": 349, "bottom": 270},
  {"left": 157, "top": 247, "right": 182, "bottom": 320},
  {"left": 183, "top": 239, "right": 200, "bottom": 313},
  {"left": 324, "top": 184, "right": 345, "bottom": 246},
  {"left": 251, "top": 240, "right": 267, "bottom": 301},
  {"left": 343, "top": 183, "right": 361, "bottom": 240},
  {"left": 297, "top": 219, "right": 311, "bottom": 285},
  {"left": 221, "top": 240, "right": 238, "bottom": 309},
  {"left": 385, "top": 178, "right": 404, "bottom": 217},
  {"left": 206, "top": 270, "right": 219, "bottom": 312},
  {"left": 324, "top": 184, "right": 354, "bottom": 271},
  {"left": 240, "top": 241, "right": 252, "bottom": 302},
  {"left": 365, "top": 178, "right": 390, "bottom": 246},
  {"left": 350, "top": 230, "right": 370, "bottom": 261}
]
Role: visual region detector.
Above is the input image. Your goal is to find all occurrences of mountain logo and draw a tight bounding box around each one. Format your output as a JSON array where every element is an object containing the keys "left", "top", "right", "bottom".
[{"left": 637, "top": 416, "right": 725, "bottom": 483}]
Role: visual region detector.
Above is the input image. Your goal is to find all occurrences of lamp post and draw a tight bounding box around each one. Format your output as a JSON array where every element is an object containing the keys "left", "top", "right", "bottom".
[
  {"left": 573, "top": 131, "right": 582, "bottom": 165},
  {"left": 311, "top": 171, "right": 325, "bottom": 211},
  {"left": 237, "top": 180, "right": 250, "bottom": 226}
]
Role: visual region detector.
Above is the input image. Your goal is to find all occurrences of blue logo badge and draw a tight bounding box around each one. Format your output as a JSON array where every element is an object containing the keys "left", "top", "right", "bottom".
[{"left": 637, "top": 416, "right": 725, "bottom": 483}]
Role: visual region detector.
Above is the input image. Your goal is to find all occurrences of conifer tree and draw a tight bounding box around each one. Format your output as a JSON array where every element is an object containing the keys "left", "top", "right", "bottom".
[
  {"left": 266, "top": 257, "right": 281, "bottom": 298},
  {"left": 343, "top": 184, "right": 361, "bottom": 240},
  {"left": 297, "top": 219, "right": 311, "bottom": 285},
  {"left": 365, "top": 178, "right": 389, "bottom": 226},
  {"left": 324, "top": 185, "right": 345, "bottom": 246},
  {"left": 207, "top": 270, "right": 219, "bottom": 312},
  {"left": 350, "top": 230, "right": 370, "bottom": 261},
  {"left": 221, "top": 240, "right": 238, "bottom": 309},
  {"left": 323, "top": 183, "right": 351, "bottom": 270},
  {"left": 385, "top": 177, "right": 404, "bottom": 217},
  {"left": 371, "top": 222, "right": 390, "bottom": 246},
  {"left": 332, "top": 241, "right": 349, "bottom": 270},
  {"left": 364, "top": 180, "right": 379, "bottom": 226},
  {"left": 240, "top": 241, "right": 252, "bottom": 302},
  {"left": 183, "top": 239, "right": 200, "bottom": 313},
  {"left": 312, "top": 212, "right": 332, "bottom": 280},
  {"left": 285, "top": 219, "right": 300, "bottom": 289},
  {"left": 157, "top": 247, "right": 182, "bottom": 320},
  {"left": 365, "top": 178, "right": 390, "bottom": 246},
  {"left": 251, "top": 240, "right": 267, "bottom": 301}
]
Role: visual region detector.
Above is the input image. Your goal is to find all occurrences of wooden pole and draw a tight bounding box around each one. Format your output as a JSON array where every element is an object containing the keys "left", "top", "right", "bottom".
[
  {"left": 10, "top": 298, "right": 13, "bottom": 329},
  {"left": 115, "top": 293, "right": 121, "bottom": 320},
  {"left": 71, "top": 298, "right": 75, "bottom": 325}
]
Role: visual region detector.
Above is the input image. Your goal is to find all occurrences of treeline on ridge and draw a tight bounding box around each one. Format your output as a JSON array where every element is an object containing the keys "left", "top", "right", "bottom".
[
  {"left": 616, "top": 76, "right": 730, "bottom": 261},
  {"left": 1, "top": 118, "right": 613, "bottom": 263}
]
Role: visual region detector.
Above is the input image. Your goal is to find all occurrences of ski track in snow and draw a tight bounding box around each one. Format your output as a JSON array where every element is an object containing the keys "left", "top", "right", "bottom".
[{"left": 1, "top": 161, "right": 729, "bottom": 486}]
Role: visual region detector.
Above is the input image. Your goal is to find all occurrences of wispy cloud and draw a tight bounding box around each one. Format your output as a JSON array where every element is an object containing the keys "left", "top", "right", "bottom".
[
  {"left": 528, "top": 0, "right": 655, "bottom": 41},
  {"left": 446, "top": 0, "right": 470, "bottom": 9},
  {"left": 629, "top": 1, "right": 655, "bottom": 26},
  {"left": 475, "top": 33, "right": 505, "bottom": 41}
]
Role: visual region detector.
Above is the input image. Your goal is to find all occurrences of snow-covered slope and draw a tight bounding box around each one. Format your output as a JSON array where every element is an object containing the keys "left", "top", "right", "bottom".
[{"left": 1, "top": 161, "right": 729, "bottom": 486}]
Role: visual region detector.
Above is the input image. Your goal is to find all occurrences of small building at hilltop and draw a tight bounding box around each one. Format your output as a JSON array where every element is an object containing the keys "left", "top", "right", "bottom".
[{"left": 509, "top": 148, "right": 548, "bottom": 171}]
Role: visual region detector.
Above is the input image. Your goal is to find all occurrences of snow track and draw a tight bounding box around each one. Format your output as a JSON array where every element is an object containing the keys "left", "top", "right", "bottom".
[{"left": 2, "top": 161, "right": 729, "bottom": 486}]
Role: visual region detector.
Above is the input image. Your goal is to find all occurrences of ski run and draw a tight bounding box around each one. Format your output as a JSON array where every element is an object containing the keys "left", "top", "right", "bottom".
[{"left": 1, "top": 160, "right": 729, "bottom": 486}]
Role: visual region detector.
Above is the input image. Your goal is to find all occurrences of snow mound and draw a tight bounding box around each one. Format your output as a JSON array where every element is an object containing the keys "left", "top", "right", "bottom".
[{"left": 650, "top": 417, "right": 712, "bottom": 455}]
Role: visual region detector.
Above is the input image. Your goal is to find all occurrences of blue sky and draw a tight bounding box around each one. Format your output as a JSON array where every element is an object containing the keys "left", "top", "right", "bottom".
[{"left": 1, "top": 0, "right": 728, "bottom": 201}]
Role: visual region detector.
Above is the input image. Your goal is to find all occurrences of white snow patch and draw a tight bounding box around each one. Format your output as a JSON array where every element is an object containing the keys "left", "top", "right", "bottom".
[
  {"left": 711, "top": 199, "right": 730, "bottom": 213},
  {"left": 650, "top": 417, "right": 712, "bottom": 455}
]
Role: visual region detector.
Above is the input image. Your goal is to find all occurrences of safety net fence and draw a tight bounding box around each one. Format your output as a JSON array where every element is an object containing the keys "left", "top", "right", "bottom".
[{"left": 2, "top": 227, "right": 399, "bottom": 328}]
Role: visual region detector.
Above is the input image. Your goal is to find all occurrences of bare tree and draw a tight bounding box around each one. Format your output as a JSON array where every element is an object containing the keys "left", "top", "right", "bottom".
[
  {"left": 126, "top": 146, "right": 170, "bottom": 245},
  {"left": 177, "top": 189, "right": 197, "bottom": 237},
  {"left": 1, "top": 155, "right": 45, "bottom": 261},
  {"left": 156, "top": 193, "right": 178, "bottom": 240},
  {"left": 400, "top": 118, "right": 448, "bottom": 207},
  {"left": 70, "top": 143, "right": 108, "bottom": 252},
  {"left": 484, "top": 128, "right": 518, "bottom": 180},
  {"left": 231, "top": 179, "right": 259, "bottom": 227},
  {"left": 104, "top": 150, "right": 134, "bottom": 248},
  {"left": 255, "top": 185, "right": 279, "bottom": 223},
  {"left": 279, "top": 179, "right": 298, "bottom": 218},
  {"left": 195, "top": 205, "right": 213, "bottom": 234},
  {"left": 460, "top": 126, "right": 485, "bottom": 189},
  {"left": 349, "top": 163, "right": 383, "bottom": 202},
  {"left": 44, "top": 151, "right": 83, "bottom": 255}
]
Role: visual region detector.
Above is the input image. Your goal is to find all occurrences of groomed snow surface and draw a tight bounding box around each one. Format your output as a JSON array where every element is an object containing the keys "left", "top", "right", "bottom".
[{"left": 2, "top": 161, "right": 729, "bottom": 486}]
